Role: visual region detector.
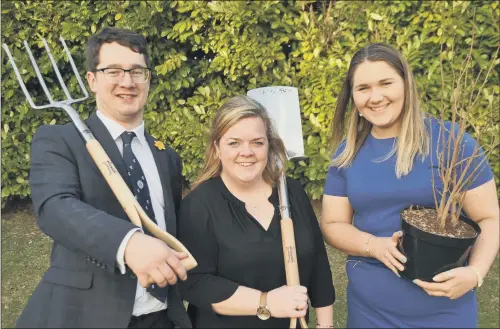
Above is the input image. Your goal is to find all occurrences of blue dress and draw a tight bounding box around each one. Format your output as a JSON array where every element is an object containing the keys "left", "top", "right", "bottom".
[{"left": 324, "top": 118, "right": 493, "bottom": 328}]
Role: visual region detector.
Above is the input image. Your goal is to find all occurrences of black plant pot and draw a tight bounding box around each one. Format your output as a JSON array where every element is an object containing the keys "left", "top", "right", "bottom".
[{"left": 398, "top": 207, "right": 481, "bottom": 282}]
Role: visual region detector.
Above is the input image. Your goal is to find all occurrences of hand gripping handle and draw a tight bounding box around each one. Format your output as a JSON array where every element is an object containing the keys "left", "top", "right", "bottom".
[{"left": 85, "top": 139, "right": 198, "bottom": 277}]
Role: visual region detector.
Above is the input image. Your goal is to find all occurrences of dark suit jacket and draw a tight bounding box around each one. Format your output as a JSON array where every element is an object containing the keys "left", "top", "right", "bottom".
[{"left": 16, "top": 113, "right": 192, "bottom": 328}]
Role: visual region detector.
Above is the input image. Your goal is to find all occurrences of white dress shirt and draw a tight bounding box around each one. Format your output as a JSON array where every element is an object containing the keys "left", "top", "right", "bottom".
[{"left": 96, "top": 110, "right": 167, "bottom": 316}]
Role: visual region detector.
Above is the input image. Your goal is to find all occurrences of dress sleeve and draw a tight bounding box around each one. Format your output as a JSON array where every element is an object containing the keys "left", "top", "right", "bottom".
[
  {"left": 324, "top": 141, "right": 347, "bottom": 197},
  {"left": 177, "top": 189, "right": 240, "bottom": 310},
  {"left": 291, "top": 179, "right": 335, "bottom": 308},
  {"left": 458, "top": 132, "right": 494, "bottom": 190}
]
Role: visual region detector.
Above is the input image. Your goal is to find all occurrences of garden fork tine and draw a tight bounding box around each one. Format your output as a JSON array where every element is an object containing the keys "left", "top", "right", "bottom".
[
  {"left": 42, "top": 37, "right": 89, "bottom": 103},
  {"left": 3, "top": 38, "right": 88, "bottom": 109},
  {"left": 2, "top": 38, "right": 197, "bottom": 278},
  {"left": 3, "top": 38, "right": 91, "bottom": 135}
]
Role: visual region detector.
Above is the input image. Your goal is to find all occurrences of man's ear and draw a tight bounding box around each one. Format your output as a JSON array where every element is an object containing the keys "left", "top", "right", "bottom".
[{"left": 86, "top": 71, "right": 98, "bottom": 93}]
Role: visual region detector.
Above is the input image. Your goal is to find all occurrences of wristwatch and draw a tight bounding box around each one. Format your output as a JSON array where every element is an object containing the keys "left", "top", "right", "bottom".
[{"left": 256, "top": 292, "right": 271, "bottom": 320}]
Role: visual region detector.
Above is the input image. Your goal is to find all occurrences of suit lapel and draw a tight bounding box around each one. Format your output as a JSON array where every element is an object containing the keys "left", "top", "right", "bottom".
[
  {"left": 86, "top": 113, "right": 132, "bottom": 190},
  {"left": 85, "top": 114, "right": 175, "bottom": 233},
  {"left": 145, "top": 134, "right": 177, "bottom": 236}
]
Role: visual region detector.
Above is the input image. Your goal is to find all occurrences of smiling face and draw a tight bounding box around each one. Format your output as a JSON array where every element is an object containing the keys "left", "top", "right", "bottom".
[
  {"left": 217, "top": 116, "right": 269, "bottom": 186},
  {"left": 86, "top": 42, "right": 150, "bottom": 129},
  {"left": 352, "top": 60, "right": 405, "bottom": 138}
]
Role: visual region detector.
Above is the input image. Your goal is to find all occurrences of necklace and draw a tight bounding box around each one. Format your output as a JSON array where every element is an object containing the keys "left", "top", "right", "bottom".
[{"left": 249, "top": 204, "right": 257, "bottom": 213}]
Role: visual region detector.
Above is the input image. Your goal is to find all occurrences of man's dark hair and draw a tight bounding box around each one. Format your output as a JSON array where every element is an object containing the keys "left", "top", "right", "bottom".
[{"left": 85, "top": 27, "right": 151, "bottom": 72}]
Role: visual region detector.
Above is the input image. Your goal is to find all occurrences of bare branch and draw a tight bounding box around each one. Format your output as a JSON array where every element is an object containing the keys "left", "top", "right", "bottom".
[{"left": 434, "top": 23, "right": 499, "bottom": 228}]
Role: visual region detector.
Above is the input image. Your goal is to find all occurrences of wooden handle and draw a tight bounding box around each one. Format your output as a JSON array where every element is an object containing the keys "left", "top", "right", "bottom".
[
  {"left": 281, "top": 218, "right": 300, "bottom": 285},
  {"left": 86, "top": 140, "right": 198, "bottom": 276},
  {"left": 86, "top": 140, "right": 143, "bottom": 226},
  {"left": 134, "top": 202, "right": 197, "bottom": 271},
  {"left": 289, "top": 318, "right": 308, "bottom": 328},
  {"left": 281, "top": 217, "right": 308, "bottom": 329}
]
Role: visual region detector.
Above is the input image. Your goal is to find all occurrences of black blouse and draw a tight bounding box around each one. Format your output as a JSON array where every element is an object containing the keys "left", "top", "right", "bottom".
[{"left": 177, "top": 176, "right": 335, "bottom": 328}]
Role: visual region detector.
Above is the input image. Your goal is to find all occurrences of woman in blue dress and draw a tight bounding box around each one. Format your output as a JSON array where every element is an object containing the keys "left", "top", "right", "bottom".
[{"left": 320, "top": 43, "right": 499, "bottom": 328}]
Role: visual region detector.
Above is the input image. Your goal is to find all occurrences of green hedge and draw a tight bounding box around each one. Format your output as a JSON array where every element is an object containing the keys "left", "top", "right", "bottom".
[{"left": 2, "top": 0, "right": 498, "bottom": 208}]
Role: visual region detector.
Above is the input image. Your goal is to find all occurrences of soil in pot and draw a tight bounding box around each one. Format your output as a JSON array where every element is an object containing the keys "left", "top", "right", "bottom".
[{"left": 402, "top": 207, "right": 477, "bottom": 239}]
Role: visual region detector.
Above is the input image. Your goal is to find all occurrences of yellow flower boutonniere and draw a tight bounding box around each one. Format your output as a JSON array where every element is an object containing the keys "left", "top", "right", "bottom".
[{"left": 154, "top": 140, "right": 166, "bottom": 150}]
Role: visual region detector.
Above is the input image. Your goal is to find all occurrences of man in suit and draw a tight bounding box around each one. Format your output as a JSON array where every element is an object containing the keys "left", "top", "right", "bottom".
[{"left": 16, "top": 27, "right": 192, "bottom": 328}]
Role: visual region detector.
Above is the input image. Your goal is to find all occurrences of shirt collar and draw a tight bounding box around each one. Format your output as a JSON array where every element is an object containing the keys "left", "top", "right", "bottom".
[{"left": 96, "top": 110, "right": 147, "bottom": 146}]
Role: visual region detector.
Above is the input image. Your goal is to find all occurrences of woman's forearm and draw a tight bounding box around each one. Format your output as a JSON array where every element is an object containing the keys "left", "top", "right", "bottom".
[
  {"left": 321, "top": 222, "right": 374, "bottom": 257},
  {"left": 468, "top": 216, "right": 500, "bottom": 278},
  {"left": 211, "top": 286, "right": 261, "bottom": 316},
  {"left": 315, "top": 305, "right": 334, "bottom": 327}
]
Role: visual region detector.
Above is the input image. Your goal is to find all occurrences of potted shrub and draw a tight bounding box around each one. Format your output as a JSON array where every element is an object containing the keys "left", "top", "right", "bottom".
[{"left": 398, "top": 43, "right": 499, "bottom": 281}]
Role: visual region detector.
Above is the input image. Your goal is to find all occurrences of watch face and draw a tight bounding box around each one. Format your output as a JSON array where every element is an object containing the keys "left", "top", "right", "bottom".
[{"left": 257, "top": 306, "right": 271, "bottom": 320}]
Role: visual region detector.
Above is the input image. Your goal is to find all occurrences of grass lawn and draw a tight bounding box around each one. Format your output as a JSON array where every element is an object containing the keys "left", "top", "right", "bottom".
[{"left": 1, "top": 200, "right": 498, "bottom": 328}]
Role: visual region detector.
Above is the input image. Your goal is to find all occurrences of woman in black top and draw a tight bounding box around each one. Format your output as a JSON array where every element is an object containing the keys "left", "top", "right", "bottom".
[{"left": 178, "top": 95, "right": 335, "bottom": 328}]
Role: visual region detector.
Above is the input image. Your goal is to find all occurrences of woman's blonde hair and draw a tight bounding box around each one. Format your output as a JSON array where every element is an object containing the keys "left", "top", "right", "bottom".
[
  {"left": 192, "top": 95, "right": 287, "bottom": 189},
  {"left": 331, "top": 43, "right": 429, "bottom": 177}
]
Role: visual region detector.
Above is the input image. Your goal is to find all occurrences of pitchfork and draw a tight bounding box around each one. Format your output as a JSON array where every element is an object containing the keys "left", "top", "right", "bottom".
[{"left": 2, "top": 38, "right": 198, "bottom": 280}]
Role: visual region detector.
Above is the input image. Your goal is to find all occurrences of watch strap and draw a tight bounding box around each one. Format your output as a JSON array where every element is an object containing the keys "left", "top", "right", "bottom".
[{"left": 259, "top": 291, "right": 268, "bottom": 307}]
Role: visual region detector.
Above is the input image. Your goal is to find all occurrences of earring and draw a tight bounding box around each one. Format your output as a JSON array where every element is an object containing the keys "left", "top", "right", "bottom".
[{"left": 359, "top": 111, "right": 363, "bottom": 117}]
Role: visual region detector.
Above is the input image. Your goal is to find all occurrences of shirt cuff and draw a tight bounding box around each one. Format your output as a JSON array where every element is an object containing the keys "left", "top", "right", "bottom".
[{"left": 116, "top": 228, "right": 143, "bottom": 274}]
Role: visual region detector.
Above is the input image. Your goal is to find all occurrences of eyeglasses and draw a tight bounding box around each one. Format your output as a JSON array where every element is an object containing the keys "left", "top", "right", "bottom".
[{"left": 94, "top": 67, "right": 151, "bottom": 84}]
